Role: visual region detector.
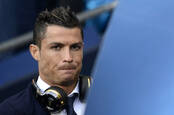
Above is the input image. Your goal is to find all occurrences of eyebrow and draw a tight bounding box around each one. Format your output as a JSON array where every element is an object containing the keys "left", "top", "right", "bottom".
[
  {"left": 48, "top": 42, "right": 83, "bottom": 46},
  {"left": 71, "top": 42, "right": 84, "bottom": 46},
  {"left": 49, "top": 42, "right": 63, "bottom": 46}
]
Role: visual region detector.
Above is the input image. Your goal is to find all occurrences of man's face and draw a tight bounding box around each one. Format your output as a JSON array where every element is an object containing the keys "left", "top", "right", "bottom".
[{"left": 31, "top": 25, "right": 83, "bottom": 86}]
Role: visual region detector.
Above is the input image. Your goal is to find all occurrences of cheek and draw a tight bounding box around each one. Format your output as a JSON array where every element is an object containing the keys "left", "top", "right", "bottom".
[
  {"left": 40, "top": 52, "right": 59, "bottom": 69},
  {"left": 74, "top": 53, "right": 83, "bottom": 63},
  {"left": 39, "top": 56, "right": 51, "bottom": 72},
  {"left": 74, "top": 56, "right": 83, "bottom": 70}
]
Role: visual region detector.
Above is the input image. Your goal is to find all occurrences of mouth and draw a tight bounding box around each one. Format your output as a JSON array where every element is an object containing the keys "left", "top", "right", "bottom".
[
  {"left": 59, "top": 64, "right": 76, "bottom": 69},
  {"left": 64, "top": 69, "right": 75, "bottom": 73},
  {"left": 59, "top": 66, "right": 76, "bottom": 74},
  {"left": 60, "top": 67, "right": 76, "bottom": 70}
]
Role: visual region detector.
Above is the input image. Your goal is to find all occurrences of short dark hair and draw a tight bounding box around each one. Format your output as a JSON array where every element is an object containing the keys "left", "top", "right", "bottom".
[{"left": 33, "top": 7, "right": 83, "bottom": 47}]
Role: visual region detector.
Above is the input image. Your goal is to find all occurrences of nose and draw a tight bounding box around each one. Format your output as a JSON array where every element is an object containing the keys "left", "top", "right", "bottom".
[{"left": 63, "top": 48, "right": 73, "bottom": 63}]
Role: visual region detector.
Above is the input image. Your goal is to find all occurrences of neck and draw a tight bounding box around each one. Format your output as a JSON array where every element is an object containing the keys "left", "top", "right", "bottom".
[
  {"left": 39, "top": 76, "right": 78, "bottom": 95},
  {"left": 58, "top": 81, "right": 77, "bottom": 95}
]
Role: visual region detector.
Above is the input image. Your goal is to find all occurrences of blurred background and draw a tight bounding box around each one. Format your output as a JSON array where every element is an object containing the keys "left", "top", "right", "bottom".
[{"left": 0, "top": 0, "right": 117, "bottom": 102}]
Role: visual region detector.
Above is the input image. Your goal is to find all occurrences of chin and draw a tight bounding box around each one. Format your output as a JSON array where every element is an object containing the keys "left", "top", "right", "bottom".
[
  {"left": 59, "top": 74, "right": 76, "bottom": 85},
  {"left": 65, "top": 75, "right": 77, "bottom": 82},
  {"left": 60, "top": 78, "right": 75, "bottom": 86}
]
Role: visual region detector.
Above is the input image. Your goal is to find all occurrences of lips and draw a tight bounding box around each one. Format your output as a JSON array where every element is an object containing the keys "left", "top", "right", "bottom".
[
  {"left": 61, "top": 69, "right": 75, "bottom": 75},
  {"left": 59, "top": 66, "right": 76, "bottom": 70},
  {"left": 56, "top": 64, "right": 77, "bottom": 75},
  {"left": 58, "top": 65, "right": 76, "bottom": 74}
]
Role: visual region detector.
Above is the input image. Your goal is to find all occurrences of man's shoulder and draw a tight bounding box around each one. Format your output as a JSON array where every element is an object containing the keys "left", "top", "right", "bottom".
[{"left": 0, "top": 83, "right": 35, "bottom": 114}]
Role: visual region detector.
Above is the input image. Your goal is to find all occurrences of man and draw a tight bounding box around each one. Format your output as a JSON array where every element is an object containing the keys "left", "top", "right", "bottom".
[{"left": 0, "top": 7, "right": 91, "bottom": 115}]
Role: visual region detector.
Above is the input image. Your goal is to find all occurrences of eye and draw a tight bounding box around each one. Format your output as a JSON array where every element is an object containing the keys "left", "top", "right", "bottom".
[
  {"left": 71, "top": 44, "right": 82, "bottom": 51},
  {"left": 50, "top": 45, "right": 62, "bottom": 51}
]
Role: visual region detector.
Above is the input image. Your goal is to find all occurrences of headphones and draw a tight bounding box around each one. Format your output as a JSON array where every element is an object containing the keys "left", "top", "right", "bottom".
[{"left": 32, "top": 75, "right": 91, "bottom": 113}]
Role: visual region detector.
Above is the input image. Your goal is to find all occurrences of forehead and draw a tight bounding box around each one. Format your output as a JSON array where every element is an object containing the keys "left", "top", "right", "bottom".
[{"left": 42, "top": 25, "right": 83, "bottom": 45}]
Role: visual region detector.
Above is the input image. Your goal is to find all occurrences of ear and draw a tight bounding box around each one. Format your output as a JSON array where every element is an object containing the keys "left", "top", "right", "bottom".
[{"left": 29, "top": 44, "right": 40, "bottom": 61}]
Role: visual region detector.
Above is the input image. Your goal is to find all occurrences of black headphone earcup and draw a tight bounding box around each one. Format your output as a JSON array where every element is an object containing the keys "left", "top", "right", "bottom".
[
  {"left": 79, "top": 76, "right": 91, "bottom": 102},
  {"left": 43, "top": 86, "right": 68, "bottom": 112}
]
